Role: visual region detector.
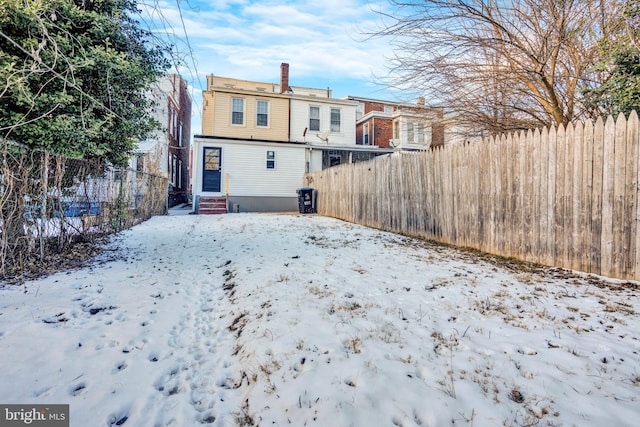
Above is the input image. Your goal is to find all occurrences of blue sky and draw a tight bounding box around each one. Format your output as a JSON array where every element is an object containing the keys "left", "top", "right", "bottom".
[{"left": 139, "top": 0, "right": 408, "bottom": 134}]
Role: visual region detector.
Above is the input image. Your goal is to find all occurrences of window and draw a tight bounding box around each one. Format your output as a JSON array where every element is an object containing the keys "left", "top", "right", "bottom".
[
  {"left": 232, "top": 97, "right": 244, "bottom": 125},
  {"left": 330, "top": 108, "right": 341, "bottom": 132},
  {"left": 266, "top": 150, "right": 276, "bottom": 169},
  {"left": 256, "top": 100, "right": 269, "bottom": 127},
  {"left": 407, "top": 123, "right": 414, "bottom": 144},
  {"left": 178, "top": 122, "right": 183, "bottom": 147},
  {"left": 309, "top": 106, "right": 320, "bottom": 131},
  {"left": 171, "top": 155, "right": 177, "bottom": 185},
  {"left": 415, "top": 122, "right": 424, "bottom": 144},
  {"left": 363, "top": 123, "right": 369, "bottom": 145},
  {"left": 393, "top": 121, "right": 399, "bottom": 139},
  {"left": 256, "top": 101, "right": 269, "bottom": 127}
]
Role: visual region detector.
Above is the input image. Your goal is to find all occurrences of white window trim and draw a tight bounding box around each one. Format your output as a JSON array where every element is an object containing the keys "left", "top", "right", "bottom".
[
  {"left": 309, "top": 105, "right": 320, "bottom": 132},
  {"left": 256, "top": 100, "right": 269, "bottom": 128},
  {"left": 231, "top": 97, "right": 245, "bottom": 126},
  {"left": 363, "top": 122, "right": 370, "bottom": 145},
  {"left": 330, "top": 107, "right": 341, "bottom": 133},
  {"left": 266, "top": 150, "right": 276, "bottom": 170}
]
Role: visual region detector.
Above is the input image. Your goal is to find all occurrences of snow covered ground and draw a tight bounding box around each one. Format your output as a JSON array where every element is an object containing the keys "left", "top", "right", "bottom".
[{"left": 1, "top": 211, "right": 639, "bottom": 427}]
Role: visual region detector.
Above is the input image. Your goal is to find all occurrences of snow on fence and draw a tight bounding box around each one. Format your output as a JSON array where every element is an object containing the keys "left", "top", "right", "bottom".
[
  {"left": 304, "top": 112, "right": 640, "bottom": 282},
  {"left": 0, "top": 141, "right": 168, "bottom": 281}
]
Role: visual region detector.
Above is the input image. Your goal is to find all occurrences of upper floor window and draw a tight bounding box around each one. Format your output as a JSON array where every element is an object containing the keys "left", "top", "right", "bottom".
[
  {"left": 232, "top": 97, "right": 244, "bottom": 125},
  {"left": 309, "top": 106, "right": 320, "bottom": 131},
  {"left": 415, "top": 122, "right": 425, "bottom": 144},
  {"left": 266, "top": 150, "right": 276, "bottom": 169},
  {"left": 330, "top": 108, "right": 341, "bottom": 132},
  {"left": 363, "top": 123, "right": 369, "bottom": 145},
  {"left": 256, "top": 100, "right": 269, "bottom": 127}
]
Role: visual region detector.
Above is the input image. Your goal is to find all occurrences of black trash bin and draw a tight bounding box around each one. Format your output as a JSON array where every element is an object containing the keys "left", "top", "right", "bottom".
[{"left": 296, "top": 188, "right": 316, "bottom": 214}]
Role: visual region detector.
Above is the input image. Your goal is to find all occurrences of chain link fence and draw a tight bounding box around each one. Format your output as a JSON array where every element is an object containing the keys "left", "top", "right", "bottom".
[{"left": 1, "top": 140, "right": 168, "bottom": 283}]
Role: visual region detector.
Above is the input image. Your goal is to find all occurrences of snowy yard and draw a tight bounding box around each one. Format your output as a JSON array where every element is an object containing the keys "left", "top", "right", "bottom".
[{"left": 0, "top": 212, "right": 639, "bottom": 427}]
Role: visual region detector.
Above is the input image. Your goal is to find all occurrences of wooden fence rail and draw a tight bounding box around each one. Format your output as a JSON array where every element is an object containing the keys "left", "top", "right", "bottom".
[{"left": 304, "top": 112, "right": 640, "bottom": 281}]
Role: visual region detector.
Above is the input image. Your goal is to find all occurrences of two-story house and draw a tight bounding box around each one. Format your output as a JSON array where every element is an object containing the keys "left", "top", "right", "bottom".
[
  {"left": 131, "top": 74, "right": 192, "bottom": 207},
  {"left": 345, "top": 96, "right": 445, "bottom": 151},
  {"left": 192, "top": 63, "right": 392, "bottom": 213}
]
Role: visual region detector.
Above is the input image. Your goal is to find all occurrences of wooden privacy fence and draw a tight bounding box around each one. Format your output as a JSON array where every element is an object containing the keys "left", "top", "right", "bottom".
[{"left": 304, "top": 112, "right": 640, "bottom": 282}]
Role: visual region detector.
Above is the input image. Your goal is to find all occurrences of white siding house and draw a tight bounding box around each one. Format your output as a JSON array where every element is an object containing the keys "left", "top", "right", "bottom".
[
  {"left": 192, "top": 137, "right": 307, "bottom": 212},
  {"left": 193, "top": 63, "right": 390, "bottom": 213}
]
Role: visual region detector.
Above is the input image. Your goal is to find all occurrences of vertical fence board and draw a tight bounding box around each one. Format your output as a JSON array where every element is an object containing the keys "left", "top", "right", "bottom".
[
  {"left": 487, "top": 137, "right": 500, "bottom": 253},
  {"left": 498, "top": 134, "right": 508, "bottom": 255},
  {"left": 531, "top": 129, "right": 542, "bottom": 263},
  {"left": 519, "top": 132, "right": 530, "bottom": 261},
  {"left": 591, "top": 118, "right": 605, "bottom": 275},
  {"left": 509, "top": 133, "right": 518, "bottom": 257},
  {"left": 601, "top": 116, "right": 616, "bottom": 277},
  {"left": 571, "top": 121, "right": 584, "bottom": 272},
  {"left": 623, "top": 112, "right": 637, "bottom": 277},
  {"left": 477, "top": 140, "right": 488, "bottom": 252},
  {"left": 544, "top": 126, "right": 557, "bottom": 266},
  {"left": 581, "top": 120, "right": 594, "bottom": 273},
  {"left": 613, "top": 114, "right": 628, "bottom": 279},
  {"left": 554, "top": 124, "right": 566, "bottom": 268},
  {"left": 631, "top": 112, "right": 640, "bottom": 278},
  {"left": 626, "top": 112, "right": 639, "bottom": 277},
  {"left": 563, "top": 124, "right": 574, "bottom": 268},
  {"left": 446, "top": 146, "right": 456, "bottom": 243}
]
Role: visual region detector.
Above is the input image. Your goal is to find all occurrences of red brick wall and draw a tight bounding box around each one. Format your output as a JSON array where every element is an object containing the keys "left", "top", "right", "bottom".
[{"left": 372, "top": 118, "right": 393, "bottom": 148}]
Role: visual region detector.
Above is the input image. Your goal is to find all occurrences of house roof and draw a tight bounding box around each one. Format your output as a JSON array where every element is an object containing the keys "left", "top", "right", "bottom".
[{"left": 192, "top": 135, "right": 394, "bottom": 154}]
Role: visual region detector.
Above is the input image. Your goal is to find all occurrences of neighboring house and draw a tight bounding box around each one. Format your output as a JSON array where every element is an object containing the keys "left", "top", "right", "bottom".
[
  {"left": 130, "top": 74, "right": 192, "bottom": 207},
  {"left": 345, "top": 96, "right": 445, "bottom": 151},
  {"left": 193, "top": 63, "right": 391, "bottom": 214}
]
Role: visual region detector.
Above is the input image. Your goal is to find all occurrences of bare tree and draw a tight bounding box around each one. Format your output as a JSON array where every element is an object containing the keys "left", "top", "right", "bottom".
[{"left": 370, "top": 0, "right": 625, "bottom": 135}]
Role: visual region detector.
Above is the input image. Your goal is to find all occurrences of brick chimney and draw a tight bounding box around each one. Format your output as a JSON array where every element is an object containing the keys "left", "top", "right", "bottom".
[{"left": 280, "top": 63, "right": 290, "bottom": 93}]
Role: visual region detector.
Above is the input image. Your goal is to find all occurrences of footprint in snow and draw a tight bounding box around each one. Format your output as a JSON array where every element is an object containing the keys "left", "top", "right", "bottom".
[
  {"left": 69, "top": 382, "right": 87, "bottom": 396},
  {"left": 197, "top": 412, "right": 216, "bottom": 424},
  {"left": 112, "top": 361, "right": 127, "bottom": 373},
  {"left": 106, "top": 406, "right": 130, "bottom": 426}
]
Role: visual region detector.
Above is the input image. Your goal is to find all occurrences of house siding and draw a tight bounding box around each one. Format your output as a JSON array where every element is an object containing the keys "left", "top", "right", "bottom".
[
  {"left": 192, "top": 137, "right": 306, "bottom": 199},
  {"left": 289, "top": 98, "right": 357, "bottom": 145},
  {"left": 201, "top": 91, "right": 214, "bottom": 135},
  {"left": 204, "top": 91, "right": 289, "bottom": 141}
]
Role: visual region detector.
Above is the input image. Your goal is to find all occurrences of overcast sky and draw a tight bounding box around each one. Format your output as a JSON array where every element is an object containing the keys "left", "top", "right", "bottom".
[{"left": 140, "top": 0, "right": 407, "bottom": 134}]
